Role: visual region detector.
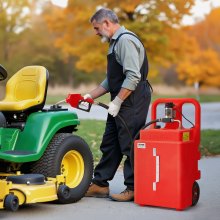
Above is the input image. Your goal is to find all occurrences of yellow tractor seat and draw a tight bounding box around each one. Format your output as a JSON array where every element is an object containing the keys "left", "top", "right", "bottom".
[{"left": 0, "top": 66, "right": 49, "bottom": 112}]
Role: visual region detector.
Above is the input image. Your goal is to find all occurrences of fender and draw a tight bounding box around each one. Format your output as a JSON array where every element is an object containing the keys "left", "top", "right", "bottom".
[{"left": 0, "top": 111, "right": 80, "bottom": 162}]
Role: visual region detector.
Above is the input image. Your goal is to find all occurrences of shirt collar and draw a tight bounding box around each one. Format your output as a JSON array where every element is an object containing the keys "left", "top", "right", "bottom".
[{"left": 111, "top": 26, "right": 126, "bottom": 41}]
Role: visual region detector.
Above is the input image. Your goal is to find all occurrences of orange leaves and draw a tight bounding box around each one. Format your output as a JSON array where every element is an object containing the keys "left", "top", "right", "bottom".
[
  {"left": 44, "top": 0, "right": 197, "bottom": 76},
  {"left": 188, "top": 7, "right": 220, "bottom": 50},
  {"left": 44, "top": 2, "right": 97, "bottom": 63},
  {"left": 177, "top": 49, "right": 220, "bottom": 86},
  {"left": 176, "top": 7, "right": 220, "bottom": 87},
  {"left": 43, "top": 0, "right": 220, "bottom": 88},
  {"left": 76, "top": 51, "right": 107, "bottom": 73}
]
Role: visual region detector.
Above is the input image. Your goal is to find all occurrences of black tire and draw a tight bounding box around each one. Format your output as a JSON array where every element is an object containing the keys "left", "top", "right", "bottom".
[
  {"left": 0, "top": 64, "right": 7, "bottom": 81},
  {"left": 57, "top": 185, "right": 71, "bottom": 203},
  {"left": 4, "top": 194, "right": 19, "bottom": 211},
  {"left": 192, "top": 181, "right": 200, "bottom": 206},
  {"left": 30, "top": 133, "right": 93, "bottom": 203}
]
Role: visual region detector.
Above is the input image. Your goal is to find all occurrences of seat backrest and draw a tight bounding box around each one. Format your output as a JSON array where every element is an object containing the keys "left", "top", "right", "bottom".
[{"left": 3, "top": 66, "right": 49, "bottom": 111}]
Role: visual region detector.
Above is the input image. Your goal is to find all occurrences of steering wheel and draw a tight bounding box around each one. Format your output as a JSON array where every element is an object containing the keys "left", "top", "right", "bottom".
[{"left": 0, "top": 65, "right": 7, "bottom": 81}]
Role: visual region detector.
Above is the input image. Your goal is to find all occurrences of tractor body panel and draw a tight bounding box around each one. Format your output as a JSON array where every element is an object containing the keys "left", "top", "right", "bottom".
[{"left": 0, "top": 110, "right": 80, "bottom": 162}]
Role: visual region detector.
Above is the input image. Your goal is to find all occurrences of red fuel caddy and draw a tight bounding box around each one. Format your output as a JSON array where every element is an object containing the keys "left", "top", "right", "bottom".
[{"left": 134, "top": 98, "right": 201, "bottom": 210}]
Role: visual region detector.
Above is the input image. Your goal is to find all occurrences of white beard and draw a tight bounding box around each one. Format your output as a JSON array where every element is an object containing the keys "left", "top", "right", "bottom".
[{"left": 101, "top": 36, "right": 110, "bottom": 43}]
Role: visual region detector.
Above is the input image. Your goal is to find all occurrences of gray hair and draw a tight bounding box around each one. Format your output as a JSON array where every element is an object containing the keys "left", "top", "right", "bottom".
[{"left": 90, "top": 8, "right": 119, "bottom": 24}]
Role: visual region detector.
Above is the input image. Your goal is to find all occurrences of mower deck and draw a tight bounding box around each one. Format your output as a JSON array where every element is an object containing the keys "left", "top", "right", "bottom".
[{"left": 0, "top": 172, "right": 66, "bottom": 211}]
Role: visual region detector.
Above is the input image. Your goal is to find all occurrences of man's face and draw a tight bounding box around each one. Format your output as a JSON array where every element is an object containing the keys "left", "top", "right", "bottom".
[{"left": 92, "top": 20, "right": 110, "bottom": 43}]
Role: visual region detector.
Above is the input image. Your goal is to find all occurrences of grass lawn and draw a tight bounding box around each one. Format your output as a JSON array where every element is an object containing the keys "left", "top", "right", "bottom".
[
  {"left": 201, "top": 130, "right": 220, "bottom": 156},
  {"left": 75, "top": 120, "right": 105, "bottom": 163},
  {"left": 75, "top": 119, "right": 220, "bottom": 163}
]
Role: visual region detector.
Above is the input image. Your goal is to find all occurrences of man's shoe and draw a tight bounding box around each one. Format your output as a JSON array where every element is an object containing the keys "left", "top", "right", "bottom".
[
  {"left": 85, "top": 183, "right": 109, "bottom": 198},
  {"left": 109, "top": 189, "right": 134, "bottom": 202}
]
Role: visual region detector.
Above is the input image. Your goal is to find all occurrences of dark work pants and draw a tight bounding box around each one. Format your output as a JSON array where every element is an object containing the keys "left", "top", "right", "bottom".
[{"left": 92, "top": 85, "right": 151, "bottom": 190}]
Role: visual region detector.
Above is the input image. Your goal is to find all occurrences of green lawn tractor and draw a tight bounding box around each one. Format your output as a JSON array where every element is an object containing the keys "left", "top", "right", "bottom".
[{"left": 0, "top": 65, "right": 93, "bottom": 211}]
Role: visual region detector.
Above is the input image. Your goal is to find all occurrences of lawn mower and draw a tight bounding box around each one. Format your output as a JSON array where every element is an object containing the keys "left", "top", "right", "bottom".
[{"left": 0, "top": 65, "right": 93, "bottom": 211}]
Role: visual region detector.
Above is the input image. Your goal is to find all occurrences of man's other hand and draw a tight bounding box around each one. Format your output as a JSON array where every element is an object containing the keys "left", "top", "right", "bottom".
[{"left": 108, "top": 96, "right": 123, "bottom": 117}]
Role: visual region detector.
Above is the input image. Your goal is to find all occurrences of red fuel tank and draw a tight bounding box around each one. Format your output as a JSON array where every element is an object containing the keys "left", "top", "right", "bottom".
[{"left": 134, "top": 98, "right": 201, "bottom": 210}]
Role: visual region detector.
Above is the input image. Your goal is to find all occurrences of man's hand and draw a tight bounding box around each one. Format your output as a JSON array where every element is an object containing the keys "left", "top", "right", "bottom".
[
  {"left": 80, "top": 94, "right": 92, "bottom": 109},
  {"left": 108, "top": 96, "right": 123, "bottom": 117}
]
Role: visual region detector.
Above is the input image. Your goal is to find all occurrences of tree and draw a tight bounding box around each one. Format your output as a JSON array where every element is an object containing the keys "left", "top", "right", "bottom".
[
  {"left": 20, "top": 2, "right": 75, "bottom": 85},
  {"left": 177, "top": 49, "right": 220, "bottom": 87},
  {"left": 176, "top": 7, "right": 220, "bottom": 88},
  {"left": 188, "top": 7, "right": 220, "bottom": 53},
  {"left": 0, "top": 0, "right": 31, "bottom": 62},
  {"left": 45, "top": 0, "right": 197, "bottom": 80}
]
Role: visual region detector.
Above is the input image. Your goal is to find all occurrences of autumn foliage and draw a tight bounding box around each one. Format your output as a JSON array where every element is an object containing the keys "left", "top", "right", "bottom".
[
  {"left": 0, "top": 0, "right": 220, "bottom": 88},
  {"left": 176, "top": 8, "right": 220, "bottom": 87}
]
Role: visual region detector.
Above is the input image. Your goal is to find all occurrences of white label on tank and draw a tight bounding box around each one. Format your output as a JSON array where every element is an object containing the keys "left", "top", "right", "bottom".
[
  {"left": 137, "top": 143, "right": 146, "bottom": 149},
  {"left": 153, "top": 148, "right": 160, "bottom": 191}
]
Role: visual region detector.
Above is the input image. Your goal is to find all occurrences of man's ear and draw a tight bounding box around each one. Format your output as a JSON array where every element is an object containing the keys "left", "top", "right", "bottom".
[{"left": 103, "top": 19, "right": 110, "bottom": 27}]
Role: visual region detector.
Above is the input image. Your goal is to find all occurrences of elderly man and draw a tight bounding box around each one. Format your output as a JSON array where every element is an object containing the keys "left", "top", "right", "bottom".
[{"left": 84, "top": 8, "right": 151, "bottom": 202}]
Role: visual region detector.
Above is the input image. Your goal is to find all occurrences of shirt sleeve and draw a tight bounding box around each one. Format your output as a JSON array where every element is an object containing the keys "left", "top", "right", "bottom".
[
  {"left": 116, "top": 37, "right": 142, "bottom": 91},
  {"left": 100, "top": 77, "right": 109, "bottom": 91}
]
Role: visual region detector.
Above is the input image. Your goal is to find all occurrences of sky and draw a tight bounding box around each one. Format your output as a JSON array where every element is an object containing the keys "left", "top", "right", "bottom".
[
  {"left": 182, "top": 0, "right": 220, "bottom": 25},
  {"left": 51, "top": 0, "right": 220, "bottom": 25},
  {"left": 51, "top": 0, "right": 68, "bottom": 7}
]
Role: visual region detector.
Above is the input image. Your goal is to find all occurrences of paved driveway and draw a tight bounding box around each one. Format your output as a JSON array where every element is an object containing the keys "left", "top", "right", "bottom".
[{"left": 1, "top": 157, "right": 220, "bottom": 220}]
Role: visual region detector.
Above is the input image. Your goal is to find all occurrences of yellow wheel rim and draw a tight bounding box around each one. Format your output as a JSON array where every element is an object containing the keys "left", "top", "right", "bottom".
[{"left": 61, "top": 150, "right": 84, "bottom": 188}]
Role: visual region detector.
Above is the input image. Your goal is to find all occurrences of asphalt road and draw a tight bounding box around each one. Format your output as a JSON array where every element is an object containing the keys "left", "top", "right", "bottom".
[
  {"left": 65, "top": 102, "right": 220, "bottom": 130},
  {"left": 1, "top": 157, "right": 220, "bottom": 220}
]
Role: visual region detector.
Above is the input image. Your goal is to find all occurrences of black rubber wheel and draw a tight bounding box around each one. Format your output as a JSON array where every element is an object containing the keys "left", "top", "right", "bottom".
[
  {"left": 4, "top": 194, "right": 19, "bottom": 211},
  {"left": 30, "top": 133, "right": 93, "bottom": 203},
  {"left": 0, "top": 64, "right": 7, "bottom": 81},
  {"left": 192, "top": 181, "right": 200, "bottom": 206},
  {"left": 57, "top": 185, "right": 71, "bottom": 202}
]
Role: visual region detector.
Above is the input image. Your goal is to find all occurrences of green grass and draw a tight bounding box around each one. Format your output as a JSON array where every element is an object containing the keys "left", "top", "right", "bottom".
[
  {"left": 201, "top": 130, "right": 220, "bottom": 156},
  {"left": 46, "top": 93, "right": 220, "bottom": 105},
  {"left": 75, "top": 120, "right": 105, "bottom": 164},
  {"left": 75, "top": 120, "right": 220, "bottom": 163}
]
